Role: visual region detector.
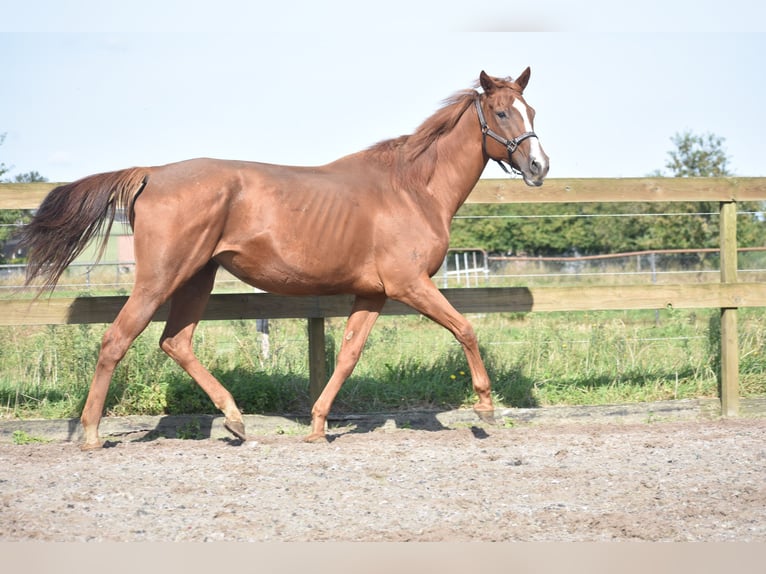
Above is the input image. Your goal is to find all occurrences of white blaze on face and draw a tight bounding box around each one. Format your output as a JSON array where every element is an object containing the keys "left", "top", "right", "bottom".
[{"left": 511, "top": 98, "right": 544, "bottom": 161}]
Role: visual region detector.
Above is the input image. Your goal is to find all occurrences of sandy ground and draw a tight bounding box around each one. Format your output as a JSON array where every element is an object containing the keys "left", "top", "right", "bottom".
[{"left": 2, "top": 412, "right": 765, "bottom": 542}]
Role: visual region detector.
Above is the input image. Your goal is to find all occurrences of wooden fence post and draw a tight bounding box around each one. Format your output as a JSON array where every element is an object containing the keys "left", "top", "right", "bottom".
[
  {"left": 308, "top": 317, "right": 327, "bottom": 405},
  {"left": 719, "top": 200, "right": 739, "bottom": 417}
]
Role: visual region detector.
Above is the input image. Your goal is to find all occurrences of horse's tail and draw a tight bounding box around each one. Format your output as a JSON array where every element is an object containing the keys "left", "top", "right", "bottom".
[{"left": 18, "top": 167, "right": 149, "bottom": 293}]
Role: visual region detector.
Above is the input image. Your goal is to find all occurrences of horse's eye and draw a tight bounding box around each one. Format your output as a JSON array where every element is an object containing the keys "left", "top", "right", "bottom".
[{"left": 496, "top": 111, "right": 507, "bottom": 119}]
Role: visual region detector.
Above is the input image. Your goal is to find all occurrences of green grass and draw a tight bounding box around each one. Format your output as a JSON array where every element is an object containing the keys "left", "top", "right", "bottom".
[
  {"left": 11, "top": 429, "right": 50, "bottom": 444},
  {"left": 1, "top": 308, "right": 764, "bottom": 420}
]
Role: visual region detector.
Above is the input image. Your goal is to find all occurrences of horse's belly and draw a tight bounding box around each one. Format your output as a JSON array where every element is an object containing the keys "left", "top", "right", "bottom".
[{"left": 214, "top": 248, "right": 381, "bottom": 296}]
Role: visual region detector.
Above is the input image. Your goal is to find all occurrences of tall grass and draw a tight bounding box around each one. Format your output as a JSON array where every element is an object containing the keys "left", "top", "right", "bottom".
[{"left": 1, "top": 308, "right": 764, "bottom": 420}]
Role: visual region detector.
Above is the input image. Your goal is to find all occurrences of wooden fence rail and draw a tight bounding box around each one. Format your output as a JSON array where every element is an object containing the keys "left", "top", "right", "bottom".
[{"left": 2, "top": 177, "right": 765, "bottom": 414}]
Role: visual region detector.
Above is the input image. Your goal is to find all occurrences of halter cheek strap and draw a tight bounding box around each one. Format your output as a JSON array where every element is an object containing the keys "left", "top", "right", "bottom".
[{"left": 474, "top": 97, "right": 538, "bottom": 176}]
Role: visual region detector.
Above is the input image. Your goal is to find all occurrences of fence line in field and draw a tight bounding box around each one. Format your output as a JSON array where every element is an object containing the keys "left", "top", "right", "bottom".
[{"left": 1, "top": 176, "right": 766, "bottom": 414}]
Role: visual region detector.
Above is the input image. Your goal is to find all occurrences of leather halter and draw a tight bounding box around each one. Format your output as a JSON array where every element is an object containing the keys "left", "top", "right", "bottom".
[{"left": 474, "top": 97, "right": 538, "bottom": 176}]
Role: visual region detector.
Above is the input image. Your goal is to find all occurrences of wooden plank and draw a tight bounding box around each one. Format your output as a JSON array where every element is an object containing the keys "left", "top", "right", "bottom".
[
  {"left": 442, "top": 284, "right": 766, "bottom": 313},
  {"left": 308, "top": 317, "right": 327, "bottom": 405},
  {"left": 203, "top": 292, "right": 356, "bottom": 320},
  {"left": 720, "top": 309, "right": 739, "bottom": 416},
  {"left": 4, "top": 283, "right": 766, "bottom": 326},
  {"left": 0, "top": 183, "right": 63, "bottom": 209},
  {"left": 0, "top": 295, "right": 135, "bottom": 325},
  {"left": 719, "top": 201, "right": 739, "bottom": 416},
  {"left": 3, "top": 178, "right": 766, "bottom": 210},
  {"left": 720, "top": 202, "right": 739, "bottom": 282},
  {"left": 466, "top": 177, "right": 766, "bottom": 204}
]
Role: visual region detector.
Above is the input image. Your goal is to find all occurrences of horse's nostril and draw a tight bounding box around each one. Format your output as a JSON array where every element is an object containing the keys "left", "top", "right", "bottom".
[{"left": 530, "top": 159, "right": 541, "bottom": 175}]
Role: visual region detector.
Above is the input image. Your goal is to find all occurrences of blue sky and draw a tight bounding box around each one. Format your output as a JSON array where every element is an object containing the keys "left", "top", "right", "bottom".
[{"left": 1, "top": 1, "right": 765, "bottom": 182}]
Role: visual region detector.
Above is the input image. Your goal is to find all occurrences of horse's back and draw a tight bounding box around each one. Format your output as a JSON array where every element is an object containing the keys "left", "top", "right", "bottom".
[{"left": 143, "top": 157, "right": 369, "bottom": 201}]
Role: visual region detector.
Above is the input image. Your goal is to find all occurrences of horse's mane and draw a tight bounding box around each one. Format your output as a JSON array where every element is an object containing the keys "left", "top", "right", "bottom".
[
  {"left": 403, "top": 89, "right": 478, "bottom": 160},
  {"left": 365, "top": 89, "right": 478, "bottom": 189}
]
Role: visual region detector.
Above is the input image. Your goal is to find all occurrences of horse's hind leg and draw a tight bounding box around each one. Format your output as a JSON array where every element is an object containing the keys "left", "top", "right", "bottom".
[
  {"left": 81, "top": 295, "right": 164, "bottom": 450},
  {"left": 159, "top": 261, "right": 246, "bottom": 441}
]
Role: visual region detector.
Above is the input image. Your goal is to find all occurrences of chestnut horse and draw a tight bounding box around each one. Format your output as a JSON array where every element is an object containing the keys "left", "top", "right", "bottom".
[{"left": 20, "top": 68, "right": 549, "bottom": 449}]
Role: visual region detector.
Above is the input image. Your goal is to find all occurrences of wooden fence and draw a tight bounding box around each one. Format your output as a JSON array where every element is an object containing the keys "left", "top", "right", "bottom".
[{"left": 2, "top": 177, "right": 766, "bottom": 415}]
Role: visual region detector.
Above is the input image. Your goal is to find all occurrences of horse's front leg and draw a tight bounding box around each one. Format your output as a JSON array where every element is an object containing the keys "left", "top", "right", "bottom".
[
  {"left": 305, "top": 294, "right": 386, "bottom": 442},
  {"left": 389, "top": 277, "right": 495, "bottom": 423}
]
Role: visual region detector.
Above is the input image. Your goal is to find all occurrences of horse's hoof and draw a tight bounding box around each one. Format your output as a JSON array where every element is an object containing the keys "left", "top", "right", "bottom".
[
  {"left": 224, "top": 420, "right": 247, "bottom": 441},
  {"left": 303, "top": 432, "right": 328, "bottom": 444},
  {"left": 473, "top": 408, "right": 496, "bottom": 425},
  {"left": 80, "top": 441, "right": 103, "bottom": 452}
]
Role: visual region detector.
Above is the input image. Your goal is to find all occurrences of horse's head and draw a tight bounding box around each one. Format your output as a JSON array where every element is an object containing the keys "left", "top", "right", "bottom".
[{"left": 476, "top": 68, "right": 549, "bottom": 187}]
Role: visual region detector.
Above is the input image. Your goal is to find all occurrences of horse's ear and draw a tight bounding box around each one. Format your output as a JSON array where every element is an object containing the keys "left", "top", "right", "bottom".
[
  {"left": 479, "top": 71, "right": 497, "bottom": 94},
  {"left": 516, "top": 67, "right": 531, "bottom": 91}
]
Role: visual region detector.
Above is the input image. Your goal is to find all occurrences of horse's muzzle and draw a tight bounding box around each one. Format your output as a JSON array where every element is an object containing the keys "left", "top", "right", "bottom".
[{"left": 523, "top": 154, "right": 549, "bottom": 187}]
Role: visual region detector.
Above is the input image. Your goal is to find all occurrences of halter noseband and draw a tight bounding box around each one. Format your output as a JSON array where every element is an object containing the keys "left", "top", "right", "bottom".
[{"left": 474, "top": 97, "right": 538, "bottom": 176}]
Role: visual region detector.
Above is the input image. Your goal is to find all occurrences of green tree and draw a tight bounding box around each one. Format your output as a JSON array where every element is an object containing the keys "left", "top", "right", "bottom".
[
  {"left": 451, "top": 202, "right": 655, "bottom": 256},
  {"left": 651, "top": 131, "right": 764, "bottom": 250},
  {"left": 11, "top": 170, "right": 47, "bottom": 183},
  {"left": 664, "top": 131, "right": 731, "bottom": 177},
  {"left": 450, "top": 130, "right": 765, "bottom": 255}
]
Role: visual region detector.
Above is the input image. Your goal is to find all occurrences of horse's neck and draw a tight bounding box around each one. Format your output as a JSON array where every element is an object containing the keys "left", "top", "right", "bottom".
[{"left": 426, "top": 108, "right": 487, "bottom": 218}]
